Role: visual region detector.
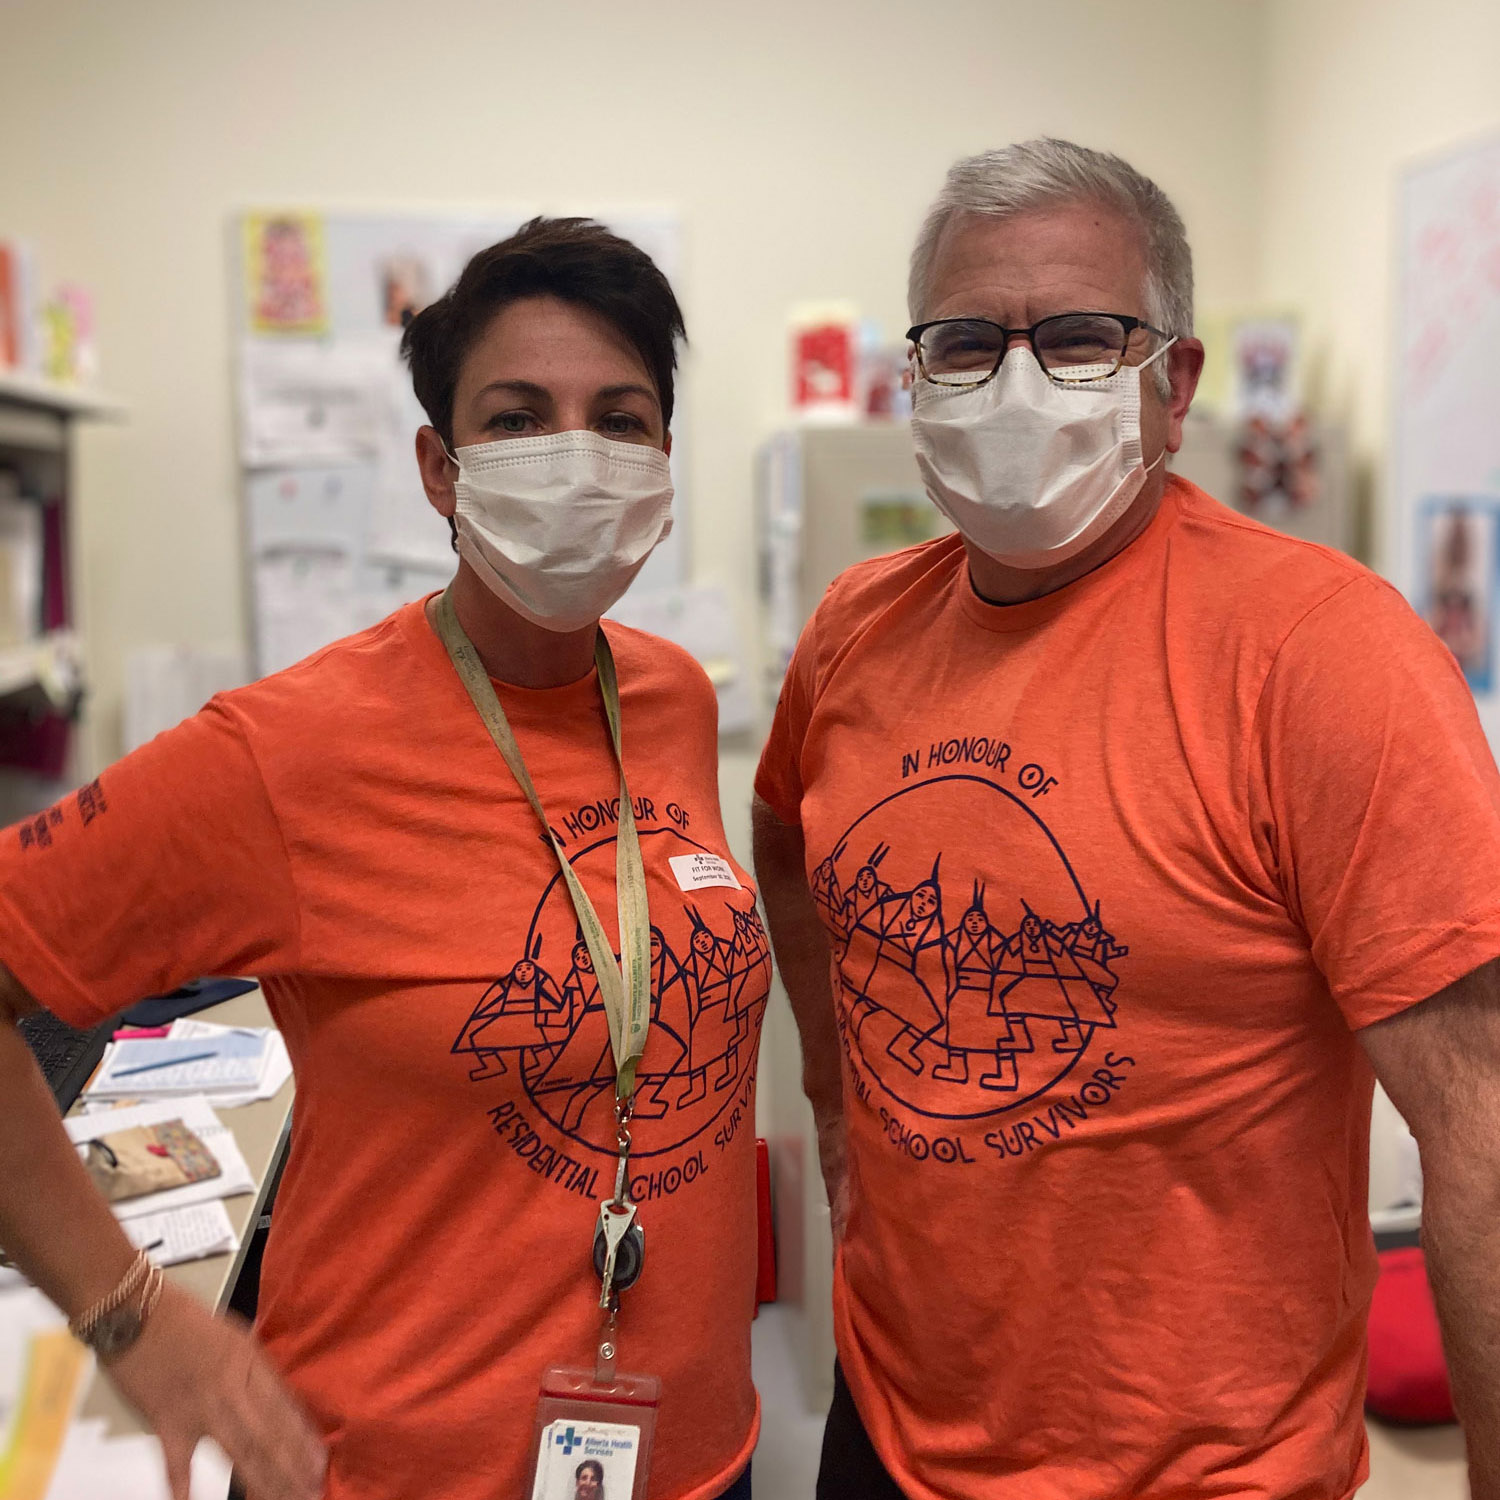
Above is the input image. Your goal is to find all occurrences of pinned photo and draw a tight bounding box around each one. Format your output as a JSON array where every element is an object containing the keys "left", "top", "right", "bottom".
[{"left": 1421, "top": 497, "right": 1497, "bottom": 694}]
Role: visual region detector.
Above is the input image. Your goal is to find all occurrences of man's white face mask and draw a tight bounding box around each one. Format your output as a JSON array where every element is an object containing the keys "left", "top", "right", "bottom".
[
  {"left": 448, "top": 429, "right": 674, "bottom": 633},
  {"left": 910, "top": 341, "right": 1175, "bottom": 571}
]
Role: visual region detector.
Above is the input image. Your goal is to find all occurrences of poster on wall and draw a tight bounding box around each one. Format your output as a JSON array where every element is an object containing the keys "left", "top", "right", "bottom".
[
  {"left": 243, "top": 212, "right": 330, "bottom": 336},
  {"left": 1418, "top": 497, "right": 1498, "bottom": 694},
  {"left": 1393, "top": 131, "right": 1500, "bottom": 746}
]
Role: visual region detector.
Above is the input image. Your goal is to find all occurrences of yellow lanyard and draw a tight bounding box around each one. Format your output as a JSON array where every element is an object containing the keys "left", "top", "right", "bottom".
[{"left": 433, "top": 588, "right": 651, "bottom": 1104}]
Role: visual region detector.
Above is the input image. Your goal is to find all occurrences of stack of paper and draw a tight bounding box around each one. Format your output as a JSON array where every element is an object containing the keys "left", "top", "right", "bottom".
[
  {"left": 1, "top": 1103, "right": 247, "bottom": 1299},
  {"left": 86, "top": 1022, "right": 291, "bottom": 1109},
  {"left": 169, "top": 1021, "right": 291, "bottom": 1108},
  {"left": 64, "top": 1097, "right": 255, "bottom": 1218},
  {"left": 89, "top": 1032, "right": 270, "bottom": 1099},
  {"left": 121, "top": 1204, "right": 239, "bottom": 1268}
]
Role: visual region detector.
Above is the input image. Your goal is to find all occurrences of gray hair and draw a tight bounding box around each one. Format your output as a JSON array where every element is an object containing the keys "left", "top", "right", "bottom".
[{"left": 908, "top": 138, "right": 1194, "bottom": 393}]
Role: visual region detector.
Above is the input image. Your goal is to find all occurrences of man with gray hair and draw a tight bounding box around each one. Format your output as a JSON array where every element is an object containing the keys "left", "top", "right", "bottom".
[{"left": 753, "top": 138, "right": 1500, "bottom": 1499}]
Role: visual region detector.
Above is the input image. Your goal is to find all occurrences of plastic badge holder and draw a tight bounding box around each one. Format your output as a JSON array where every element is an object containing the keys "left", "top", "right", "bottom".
[{"left": 528, "top": 1366, "right": 659, "bottom": 1500}]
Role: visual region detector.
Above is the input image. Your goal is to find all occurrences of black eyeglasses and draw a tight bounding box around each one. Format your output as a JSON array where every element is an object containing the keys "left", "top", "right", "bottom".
[{"left": 906, "top": 312, "right": 1169, "bottom": 387}]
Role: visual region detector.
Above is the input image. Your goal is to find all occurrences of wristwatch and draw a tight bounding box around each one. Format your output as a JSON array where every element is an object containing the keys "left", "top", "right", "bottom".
[{"left": 80, "top": 1292, "right": 156, "bottom": 1359}]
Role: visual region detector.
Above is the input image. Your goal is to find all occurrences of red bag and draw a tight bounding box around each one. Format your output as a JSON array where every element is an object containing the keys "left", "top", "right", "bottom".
[{"left": 1365, "top": 1246, "right": 1456, "bottom": 1424}]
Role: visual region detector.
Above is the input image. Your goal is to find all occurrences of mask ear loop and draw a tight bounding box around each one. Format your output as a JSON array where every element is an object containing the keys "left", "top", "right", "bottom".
[
  {"left": 1138, "top": 335, "right": 1180, "bottom": 473},
  {"left": 439, "top": 441, "right": 463, "bottom": 554}
]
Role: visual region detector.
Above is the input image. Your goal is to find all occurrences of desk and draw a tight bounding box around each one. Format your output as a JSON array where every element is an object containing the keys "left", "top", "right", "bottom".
[{"left": 71, "top": 986, "right": 294, "bottom": 1437}]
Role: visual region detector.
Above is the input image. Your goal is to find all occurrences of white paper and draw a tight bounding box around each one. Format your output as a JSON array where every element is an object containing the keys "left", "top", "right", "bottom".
[
  {"left": 252, "top": 546, "right": 360, "bottom": 675},
  {"left": 367, "top": 358, "right": 456, "bottom": 569},
  {"left": 169, "top": 1020, "right": 292, "bottom": 1107},
  {"left": 605, "top": 584, "right": 753, "bottom": 733},
  {"left": 353, "top": 556, "right": 451, "bottom": 633},
  {"left": 44, "top": 1421, "right": 232, "bottom": 1499},
  {"left": 124, "top": 1203, "right": 239, "bottom": 1268},
  {"left": 670, "top": 852, "right": 743, "bottom": 892},
  {"left": 90, "top": 1032, "right": 271, "bottom": 1097},
  {"left": 238, "top": 340, "right": 388, "bottom": 467},
  {"left": 244, "top": 464, "right": 373, "bottom": 554},
  {"left": 63, "top": 1096, "right": 255, "bottom": 1219},
  {"left": 124, "top": 646, "right": 249, "bottom": 753}
]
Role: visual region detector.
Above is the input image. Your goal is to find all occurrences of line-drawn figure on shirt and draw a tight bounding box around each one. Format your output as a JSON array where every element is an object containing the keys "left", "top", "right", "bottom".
[
  {"left": 451, "top": 935, "right": 565, "bottom": 1081},
  {"left": 452, "top": 824, "right": 773, "bottom": 1158},
  {"left": 650, "top": 922, "right": 696, "bottom": 1059},
  {"left": 677, "top": 904, "right": 748, "bottom": 1104},
  {"left": 991, "top": 905, "right": 1117, "bottom": 1059},
  {"left": 817, "top": 772, "right": 1130, "bottom": 1120},
  {"left": 1053, "top": 902, "right": 1128, "bottom": 1014},
  {"left": 931, "top": 882, "right": 1036, "bottom": 1090},
  {"left": 528, "top": 929, "right": 688, "bottom": 1131},
  {"left": 810, "top": 837, "right": 850, "bottom": 950},
  {"left": 527, "top": 933, "right": 613, "bottom": 1130},
  {"left": 843, "top": 856, "right": 949, "bottom": 1076},
  {"left": 840, "top": 844, "right": 894, "bottom": 939}
]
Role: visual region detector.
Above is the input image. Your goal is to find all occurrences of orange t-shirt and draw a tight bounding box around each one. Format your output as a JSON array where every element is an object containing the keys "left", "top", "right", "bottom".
[
  {"left": 755, "top": 476, "right": 1500, "bottom": 1500},
  {"left": 0, "top": 601, "right": 768, "bottom": 1500}
]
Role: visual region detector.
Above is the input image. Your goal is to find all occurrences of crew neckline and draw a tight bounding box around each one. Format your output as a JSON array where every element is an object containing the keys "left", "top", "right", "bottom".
[
  {"left": 955, "top": 478, "right": 1185, "bottom": 634},
  {"left": 408, "top": 593, "right": 604, "bottom": 703}
]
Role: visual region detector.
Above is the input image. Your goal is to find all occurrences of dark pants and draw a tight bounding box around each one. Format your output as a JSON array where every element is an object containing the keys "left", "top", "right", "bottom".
[
  {"left": 229, "top": 1461, "right": 751, "bottom": 1498},
  {"left": 718, "top": 1463, "right": 753, "bottom": 1499},
  {"left": 816, "top": 1362, "right": 909, "bottom": 1500}
]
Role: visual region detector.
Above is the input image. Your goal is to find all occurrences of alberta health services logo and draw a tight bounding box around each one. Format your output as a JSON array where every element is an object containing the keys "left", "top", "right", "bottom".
[
  {"left": 450, "top": 810, "right": 771, "bottom": 1204},
  {"left": 813, "top": 740, "right": 1137, "bottom": 1167}
]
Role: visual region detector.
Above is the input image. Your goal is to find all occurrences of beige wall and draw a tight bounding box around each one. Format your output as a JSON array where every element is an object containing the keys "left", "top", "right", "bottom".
[
  {"left": 0, "top": 0, "right": 1267, "bottom": 770},
  {"left": 1260, "top": 0, "right": 1500, "bottom": 569},
  {"left": 1259, "top": 0, "right": 1500, "bottom": 1209}
]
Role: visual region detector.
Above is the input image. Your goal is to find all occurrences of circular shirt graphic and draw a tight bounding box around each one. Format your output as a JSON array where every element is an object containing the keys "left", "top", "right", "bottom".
[
  {"left": 452, "top": 827, "right": 770, "bottom": 1157},
  {"left": 814, "top": 774, "right": 1128, "bottom": 1120}
]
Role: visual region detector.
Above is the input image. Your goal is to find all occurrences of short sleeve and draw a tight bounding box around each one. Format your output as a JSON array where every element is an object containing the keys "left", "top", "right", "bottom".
[
  {"left": 754, "top": 615, "right": 820, "bottom": 827},
  {"left": 0, "top": 699, "right": 301, "bottom": 1026},
  {"left": 1249, "top": 575, "right": 1500, "bottom": 1027}
]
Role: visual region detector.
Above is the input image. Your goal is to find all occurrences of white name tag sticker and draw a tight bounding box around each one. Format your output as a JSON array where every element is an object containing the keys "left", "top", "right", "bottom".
[{"left": 669, "top": 852, "right": 743, "bottom": 893}]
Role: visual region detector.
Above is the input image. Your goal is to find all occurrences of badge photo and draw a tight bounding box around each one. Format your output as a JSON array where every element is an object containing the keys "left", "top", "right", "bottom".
[
  {"left": 531, "top": 1417, "right": 640, "bottom": 1500},
  {"left": 528, "top": 1368, "right": 659, "bottom": 1500}
]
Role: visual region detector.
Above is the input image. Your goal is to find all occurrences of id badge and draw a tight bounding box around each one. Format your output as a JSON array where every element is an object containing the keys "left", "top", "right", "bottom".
[{"left": 527, "top": 1365, "right": 660, "bottom": 1500}]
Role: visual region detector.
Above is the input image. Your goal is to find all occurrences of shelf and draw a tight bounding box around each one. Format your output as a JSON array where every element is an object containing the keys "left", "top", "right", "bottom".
[
  {"left": 0, "top": 369, "right": 127, "bottom": 420},
  {"left": 0, "top": 632, "right": 82, "bottom": 705}
]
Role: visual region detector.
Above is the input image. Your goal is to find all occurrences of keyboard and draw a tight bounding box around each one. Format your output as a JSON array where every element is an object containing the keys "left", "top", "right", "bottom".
[{"left": 17, "top": 1010, "right": 114, "bottom": 1113}]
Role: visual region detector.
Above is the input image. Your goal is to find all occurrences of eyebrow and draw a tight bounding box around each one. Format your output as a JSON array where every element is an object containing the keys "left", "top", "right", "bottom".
[
  {"left": 596, "top": 382, "right": 661, "bottom": 408},
  {"left": 473, "top": 378, "right": 660, "bottom": 409}
]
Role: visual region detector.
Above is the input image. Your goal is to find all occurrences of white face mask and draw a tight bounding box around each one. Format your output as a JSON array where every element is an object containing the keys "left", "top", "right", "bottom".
[
  {"left": 910, "top": 342, "right": 1174, "bottom": 570},
  {"left": 448, "top": 429, "right": 674, "bottom": 633}
]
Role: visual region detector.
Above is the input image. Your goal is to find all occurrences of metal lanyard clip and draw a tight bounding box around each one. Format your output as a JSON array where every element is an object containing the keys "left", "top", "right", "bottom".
[{"left": 593, "top": 1095, "right": 645, "bottom": 1312}]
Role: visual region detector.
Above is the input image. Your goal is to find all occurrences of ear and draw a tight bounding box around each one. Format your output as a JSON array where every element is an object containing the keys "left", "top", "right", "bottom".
[
  {"left": 1163, "top": 338, "right": 1205, "bottom": 455},
  {"left": 416, "top": 425, "right": 458, "bottom": 518},
  {"left": 662, "top": 430, "right": 673, "bottom": 459}
]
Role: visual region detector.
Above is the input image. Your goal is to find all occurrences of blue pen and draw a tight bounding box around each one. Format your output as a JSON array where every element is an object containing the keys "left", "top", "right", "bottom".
[{"left": 111, "top": 1050, "right": 220, "bottom": 1078}]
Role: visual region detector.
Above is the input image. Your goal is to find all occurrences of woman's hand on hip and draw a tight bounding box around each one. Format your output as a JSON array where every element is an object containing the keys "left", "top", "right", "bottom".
[{"left": 106, "top": 1282, "right": 327, "bottom": 1500}]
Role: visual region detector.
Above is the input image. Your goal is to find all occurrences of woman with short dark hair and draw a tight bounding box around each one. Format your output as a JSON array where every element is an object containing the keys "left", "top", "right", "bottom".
[{"left": 0, "top": 219, "right": 764, "bottom": 1500}]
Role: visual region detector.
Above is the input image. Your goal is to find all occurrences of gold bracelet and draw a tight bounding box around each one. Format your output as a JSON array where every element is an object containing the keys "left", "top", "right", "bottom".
[{"left": 69, "top": 1251, "right": 164, "bottom": 1359}]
